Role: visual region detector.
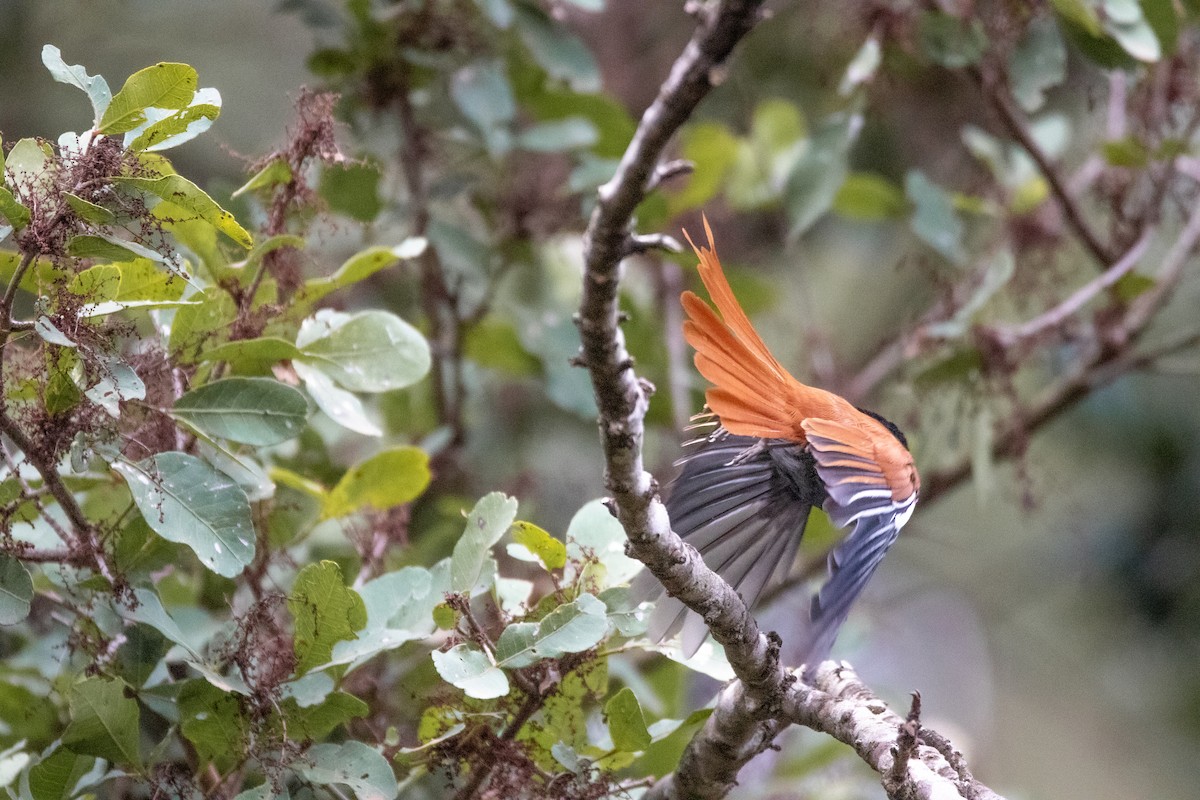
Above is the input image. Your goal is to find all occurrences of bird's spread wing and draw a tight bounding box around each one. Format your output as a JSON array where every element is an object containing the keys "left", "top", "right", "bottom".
[
  {"left": 681, "top": 219, "right": 855, "bottom": 440},
  {"left": 633, "top": 433, "right": 816, "bottom": 657},
  {"left": 795, "top": 417, "right": 919, "bottom": 665}
]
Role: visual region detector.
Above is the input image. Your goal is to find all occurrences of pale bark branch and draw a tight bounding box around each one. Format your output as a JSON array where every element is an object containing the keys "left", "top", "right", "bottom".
[{"left": 575, "top": 2, "right": 1002, "bottom": 798}]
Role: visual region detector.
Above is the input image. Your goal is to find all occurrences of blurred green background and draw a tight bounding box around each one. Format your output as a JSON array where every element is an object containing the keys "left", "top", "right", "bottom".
[{"left": 3, "top": 1, "right": 1199, "bottom": 798}]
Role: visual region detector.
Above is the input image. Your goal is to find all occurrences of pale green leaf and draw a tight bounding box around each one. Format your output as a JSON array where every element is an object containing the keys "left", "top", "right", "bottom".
[
  {"left": 114, "top": 452, "right": 255, "bottom": 577},
  {"left": 296, "top": 309, "right": 431, "bottom": 393},
  {"left": 833, "top": 172, "right": 908, "bottom": 220},
  {"left": 0, "top": 187, "right": 31, "bottom": 230},
  {"left": 431, "top": 644, "right": 509, "bottom": 699},
  {"left": 41, "top": 45, "right": 112, "bottom": 125},
  {"left": 300, "top": 741, "right": 398, "bottom": 800},
  {"left": 299, "top": 242, "right": 426, "bottom": 305},
  {"left": 450, "top": 492, "right": 519, "bottom": 593},
  {"left": 565, "top": 499, "right": 642, "bottom": 587},
  {"left": 906, "top": 170, "right": 967, "bottom": 265},
  {"left": 293, "top": 360, "right": 381, "bottom": 436},
  {"left": 174, "top": 377, "right": 308, "bottom": 445},
  {"left": 1010, "top": 15, "right": 1067, "bottom": 112},
  {"left": 0, "top": 555, "right": 33, "bottom": 625}
]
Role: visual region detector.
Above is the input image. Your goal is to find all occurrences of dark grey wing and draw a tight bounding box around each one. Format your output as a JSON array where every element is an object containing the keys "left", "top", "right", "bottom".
[
  {"left": 795, "top": 420, "right": 919, "bottom": 666},
  {"left": 634, "top": 432, "right": 821, "bottom": 656}
]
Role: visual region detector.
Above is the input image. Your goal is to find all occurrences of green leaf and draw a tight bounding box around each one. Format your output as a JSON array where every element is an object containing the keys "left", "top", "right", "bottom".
[
  {"left": 918, "top": 10, "right": 988, "bottom": 67},
  {"left": 5, "top": 138, "right": 52, "bottom": 194},
  {"left": 197, "top": 337, "right": 304, "bottom": 370},
  {"left": 450, "top": 492, "right": 519, "bottom": 593},
  {"left": 0, "top": 187, "right": 31, "bottom": 230},
  {"left": 463, "top": 317, "right": 542, "bottom": 376},
  {"left": 169, "top": 287, "right": 237, "bottom": 362},
  {"left": 906, "top": 170, "right": 967, "bottom": 265},
  {"left": 323, "top": 446, "right": 431, "bottom": 519},
  {"left": 1114, "top": 271, "right": 1156, "bottom": 301},
  {"left": 28, "top": 746, "right": 98, "bottom": 800},
  {"left": 452, "top": 60, "right": 515, "bottom": 156},
  {"left": 493, "top": 593, "right": 607, "bottom": 668},
  {"left": 431, "top": 644, "right": 509, "bottom": 699},
  {"left": 113, "top": 174, "right": 252, "bottom": 248},
  {"left": 99, "top": 62, "right": 198, "bottom": 134},
  {"left": 114, "top": 452, "right": 255, "bottom": 577},
  {"left": 516, "top": 117, "right": 598, "bottom": 152},
  {"left": 833, "top": 172, "right": 908, "bottom": 220},
  {"left": 296, "top": 309, "right": 432, "bottom": 393},
  {"left": 514, "top": 6, "right": 600, "bottom": 92},
  {"left": 785, "top": 111, "right": 862, "bottom": 238},
  {"left": 113, "top": 258, "right": 186, "bottom": 302},
  {"left": 64, "top": 192, "right": 116, "bottom": 224},
  {"left": 62, "top": 678, "right": 140, "bottom": 765},
  {"left": 174, "top": 377, "right": 309, "bottom": 445},
  {"left": 178, "top": 680, "right": 247, "bottom": 765},
  {"left": 113, "top": 622, "right": 171, "bottom": 688},
  {"left": 0, "top": 555, "right": 33, "bottom": 625},
  {"left": 1010, "top": 15, "right": 1067, "bottom": 112},
  {"left": 283, "top": 691, "right": 368, "bottom": 739},
  {"left": 41, "top": 45, "right": 112, "bottom": 126},
  {"left": 299, "top": 241, "right": 426, "bottom": 305},
  {"left": 926, "top": 249, "right": 1015, "bottom": 338},
  {"left": 320, "top": 162, "right": 383, "bottom": 222},
  {"left": 300, "top": 741, "right": 398, "bottom": 800},
  {"left": 288, "top": 560, "right": 367, "bottom": 675},
  {"left": 1103, "top": 136, "right": 1151, "bottom": 167},
  {"left": 606, "top": 687, "right": 651, "bottom": 752},
  {"left": 668, "top": 122, "right": 739, "bottom": 215},
  {"left": 565, "top": 499, "right": 642, "bottom": 587},
  {"left": 232, "top": 157, "right": 292, "bottom": 198},
  {"left": 509, "top": 520, "right": 567, "bottom": 570}
]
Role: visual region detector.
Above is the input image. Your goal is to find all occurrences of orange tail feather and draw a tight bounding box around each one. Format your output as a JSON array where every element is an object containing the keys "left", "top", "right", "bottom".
[{"left": 682, "top": 218, "right": 854, "bottom": 441}]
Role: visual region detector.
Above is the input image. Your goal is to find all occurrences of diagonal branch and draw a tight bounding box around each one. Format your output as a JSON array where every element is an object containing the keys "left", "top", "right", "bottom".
[{"left": 575, "top": 2, "right": 1005, "bottom": 799}]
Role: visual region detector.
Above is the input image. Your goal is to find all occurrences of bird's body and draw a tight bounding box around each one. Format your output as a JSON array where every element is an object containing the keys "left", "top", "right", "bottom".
[{"left": 640, "top": 219, "right": 920, "bottom": 664}]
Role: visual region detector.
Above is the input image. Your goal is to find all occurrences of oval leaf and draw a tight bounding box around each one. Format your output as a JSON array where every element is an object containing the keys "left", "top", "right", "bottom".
[
  {"left": 323, "top": 446, "right": 431, "bottom": 519},
  {"left": 297, "top": 310, "right": 431, "bottom": 393},
  {"left": 62, "top": 678, "right": 141, "bottom": 765},
  {"left": 450, "top": 493, "right": 519, "bottom": 593},
  {"left": 174, "top": 377, "right": 308, "bottom": 445},
  {"left": 431, "top": 644, "right": 509, "bottom": 699},
  {"left": 0, "top": 555, "right": 33, "bottom": 625},
  {"left": 114, "top": 452, "right": 255, "bottom": 577},
  {"left": 606, "top": 687, "right": 652, "bottom": 752}
]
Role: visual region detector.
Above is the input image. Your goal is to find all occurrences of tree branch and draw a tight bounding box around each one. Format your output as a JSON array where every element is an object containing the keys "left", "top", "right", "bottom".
[{"left": 576, "top": 2, "right": 1004, "bottom": 798}]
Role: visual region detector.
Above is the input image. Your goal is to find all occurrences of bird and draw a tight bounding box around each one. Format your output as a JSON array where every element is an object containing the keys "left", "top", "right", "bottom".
[{"left": 636, "top": 218, "right": 920, "bottom": 666}]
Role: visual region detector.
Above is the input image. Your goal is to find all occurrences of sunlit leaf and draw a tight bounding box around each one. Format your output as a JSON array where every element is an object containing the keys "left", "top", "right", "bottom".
[
  {"left": 113, "top": 174, "right": 252, "bottom": 248},
  {"left": 833, "top": 172, "right": 908, "bottom": 220},
  {"left": 322, "top": 446, "right": 431, "bottom": 519},
  {"left": 508, "top": 520, "right": 567, "bottom": 570},
  {"left": 99, "top": 62, "right": 198, "bottom": 134}
]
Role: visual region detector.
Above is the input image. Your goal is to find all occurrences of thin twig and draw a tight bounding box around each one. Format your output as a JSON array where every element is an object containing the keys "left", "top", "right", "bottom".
[{"left": 979, "top": 69, "right": 1117, "bottom": 266}]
